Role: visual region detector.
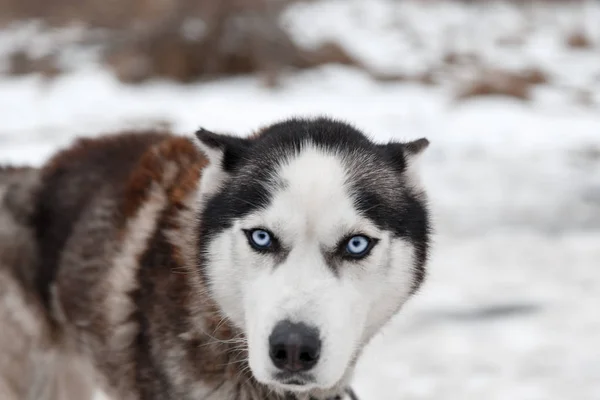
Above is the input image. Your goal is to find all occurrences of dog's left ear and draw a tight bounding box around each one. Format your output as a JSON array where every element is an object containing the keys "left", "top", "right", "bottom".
[
  {"left": 380, "top": 137, "right": 430, "bottom": 167},
  {"left": 194, "top": 128, "right": 253, "bottom": 197},
  {"left": 402, "top": 138, "right": 429, "bottom": 160}
]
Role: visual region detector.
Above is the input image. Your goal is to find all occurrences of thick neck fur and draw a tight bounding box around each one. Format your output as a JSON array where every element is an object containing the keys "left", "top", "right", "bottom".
[{"left": 28, "top": 132, "right": 349, "bottom": 400}]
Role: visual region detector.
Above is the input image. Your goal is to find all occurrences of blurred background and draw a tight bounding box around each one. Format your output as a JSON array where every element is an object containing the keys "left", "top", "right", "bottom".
[{"left": 0, "top": 0, "right": 599, "bottom": 399}]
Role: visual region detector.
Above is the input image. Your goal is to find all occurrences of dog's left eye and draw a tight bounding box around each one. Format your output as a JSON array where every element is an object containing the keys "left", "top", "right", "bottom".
[
  {"left": 344, "top": 235, "right": 375, "bottom": 259},
  {"left": 244, "top": 228, "right": 275, "bottom": 251}
]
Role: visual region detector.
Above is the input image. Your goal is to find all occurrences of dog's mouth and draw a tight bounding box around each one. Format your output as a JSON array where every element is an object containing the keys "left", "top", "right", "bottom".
[{"left": 272, "top": 371, "right": 315, "bottom": 391}]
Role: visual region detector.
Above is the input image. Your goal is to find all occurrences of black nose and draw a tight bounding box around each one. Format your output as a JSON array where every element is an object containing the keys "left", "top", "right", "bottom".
[{"left": 269, "top": 320, "right": 321, "bottom": 372}]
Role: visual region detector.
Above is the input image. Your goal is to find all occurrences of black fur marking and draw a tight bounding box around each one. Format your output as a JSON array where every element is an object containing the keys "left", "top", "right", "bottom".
[
  {"left": 376, "top": 143, "right": 408, "bottom": 175},
  {"left": 352, "top": 187, "right": 430, "bottom": 291},
  {"left": 400, "top": 193, "right": 430, "bottom": 292}
]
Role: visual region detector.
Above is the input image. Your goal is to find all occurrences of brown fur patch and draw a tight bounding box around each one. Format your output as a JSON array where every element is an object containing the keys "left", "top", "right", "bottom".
[
  {"left": 34, "top": 131, "right": 171, "bottom": 311},
  {"left": 123, "top": 136, "right": 206, "bottom": 220}
]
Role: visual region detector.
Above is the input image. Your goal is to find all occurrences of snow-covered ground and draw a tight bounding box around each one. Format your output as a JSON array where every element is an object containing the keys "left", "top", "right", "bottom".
[{"left": 1, "top": 1, "right": 599, "bottom": 399}]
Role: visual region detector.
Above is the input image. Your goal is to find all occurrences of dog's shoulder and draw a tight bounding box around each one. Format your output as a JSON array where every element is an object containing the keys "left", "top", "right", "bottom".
[
  {"left": 122, "top": 134, "right": 207, "bottom": 221},
  {"left": 37, "top": 130, "right": 207, "bottom": 225},
  {"left": 32, "top": 131, "right": 207, "bottom": 309}
]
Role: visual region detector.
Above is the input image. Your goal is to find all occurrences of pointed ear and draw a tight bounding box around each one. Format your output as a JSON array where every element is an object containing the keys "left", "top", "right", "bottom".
[
  {"left": 194, "top": 128, "right": 252, "bottom": 172},
  {"left": 403, "top": 138, "right": 430, "bottom": 159},
  {"left": 194, "top": 128, "right": 252, "bottom": 198},
  {"left": 378, "top": 138, "right": 429, "bottom": 190},
  {"left": 380, "top": 137, "right": 430, "bottom": 166}
]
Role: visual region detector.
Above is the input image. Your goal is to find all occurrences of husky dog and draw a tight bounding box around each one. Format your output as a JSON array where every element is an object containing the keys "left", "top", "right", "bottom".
[{"left": 0, "top": 117, "right": 431, "bottom": 400}]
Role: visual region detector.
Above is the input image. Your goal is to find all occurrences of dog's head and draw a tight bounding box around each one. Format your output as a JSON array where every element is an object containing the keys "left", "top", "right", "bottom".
[{"left": 196, "top": 117, "right": 430, "bottom": 395}]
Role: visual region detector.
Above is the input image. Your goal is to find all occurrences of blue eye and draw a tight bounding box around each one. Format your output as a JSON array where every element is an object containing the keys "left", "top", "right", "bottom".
[
  {"left": 246, "top": 229, "right": 273, "bottom": 250},
  {"left": 345, "top": 235, "right": 373, "bottom": 258}
]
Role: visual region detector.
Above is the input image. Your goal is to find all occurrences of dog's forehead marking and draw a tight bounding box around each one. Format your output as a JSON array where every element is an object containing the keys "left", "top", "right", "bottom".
[
  {"left": 278, "top": 145, "right": 348, "bottom": 208},
  {"left": 258, "top": 145, "right": 377, "bottom": 242}
]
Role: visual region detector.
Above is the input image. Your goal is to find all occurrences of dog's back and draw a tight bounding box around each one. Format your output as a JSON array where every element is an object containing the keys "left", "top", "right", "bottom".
[{"left": 0, "top": 132, "right": 173, "bottom": 400}]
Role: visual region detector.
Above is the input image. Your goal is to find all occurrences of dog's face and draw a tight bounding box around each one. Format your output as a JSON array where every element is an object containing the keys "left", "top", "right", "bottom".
[{"left": 196, "top": 118, "right": 430, "bottom": 395}]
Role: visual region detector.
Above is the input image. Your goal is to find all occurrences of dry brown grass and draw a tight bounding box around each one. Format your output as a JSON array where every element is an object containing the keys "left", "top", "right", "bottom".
[
  {"left": 565, "top": 31, "right": 593, "bottom": 49},
  {"left": 443, "top": 51, "right": 479, "bottom": 66},
  {"left": 521, "top": 67, "right": 550, "bottom": 85},
  {"left": 0, "top": 0, "right": 572, "bottom": 88},
  {"left": 6, "top": 50, "right": 63, "bottom": 79},
  {"left": 371, "top": 67, "right": 439, "bottom": 86},
  {"left": 104, "top": 29, "right": 363, "bottom": 85},
  {"left": 0, "top": 0, "right": 365, "bottom": 84},
  {"left": 455, "top": 67, "right": 550, "bottom": 101}
]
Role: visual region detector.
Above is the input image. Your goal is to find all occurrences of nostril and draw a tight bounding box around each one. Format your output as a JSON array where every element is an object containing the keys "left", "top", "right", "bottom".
[
  {"left": 271, "top": 345, "right": 287, "bottom": 362},
  {"left": 268, "top": 320, "right": 321, "bottom": 373},
  {"left": 299, "top": 347, "right": 318, "bottom": 363}
]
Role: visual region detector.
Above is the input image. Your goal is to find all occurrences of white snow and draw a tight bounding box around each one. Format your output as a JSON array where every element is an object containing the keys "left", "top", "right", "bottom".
[{"left": 1, "top": 1, "right": 599, "bottom": 399}]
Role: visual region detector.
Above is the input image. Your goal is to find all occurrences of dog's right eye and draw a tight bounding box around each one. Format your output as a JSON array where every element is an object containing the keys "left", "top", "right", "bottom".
[
  {"left": 243, "top": 228, "right": 276, "bottom": 252},
  {"left": 338, "top": 234, "right": 378, "bottom": 261}
]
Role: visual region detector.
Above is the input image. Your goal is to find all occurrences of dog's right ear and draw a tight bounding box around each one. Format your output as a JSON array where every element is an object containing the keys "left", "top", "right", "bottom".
[
  {"left": 194, "top": 128, "right": 253, "bottom": 197},
  {"left": 195, "top": 128, "right": 253, "bottom": 172}
]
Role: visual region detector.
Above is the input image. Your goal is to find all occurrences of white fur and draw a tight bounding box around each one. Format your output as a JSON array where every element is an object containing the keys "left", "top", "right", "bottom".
[
  {"left": 402, "top": 143, "right": 429, "bottom": 195},
  {"left": 105, "top": 182, "right": 168, "bottom": 329},
  {"left": 194, "top": 141, "right": 228, "bottom": 200},
  {"left": 199, "top": 143, "right": 420, "bottom": 395}
]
